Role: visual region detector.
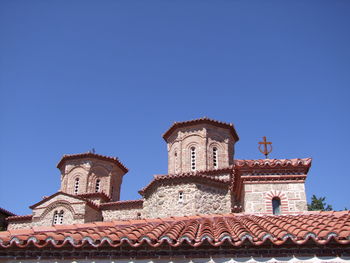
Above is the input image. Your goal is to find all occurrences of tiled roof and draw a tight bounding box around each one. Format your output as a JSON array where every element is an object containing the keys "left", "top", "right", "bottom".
[
  {"left": 29, "top": 192, "right": 100, "bottom": 211},
  {"left": 1, "top": 211, "right": 349, "bottom": 249},
  {"left": 77, "top": 192, "right": 111, "bottom": 202},
  {"left": 0, "top": 207, "right": 15, "bottom": 217},
  {"left": 57, "top": 152, "right": 128, "bottom": 173},
  {"left": 163, "top": 117, "right": 239, "bottom": 142},
  {"left": 6, "top": 215, "right": 32, "bottom": 222},
  {"left": 100, "top": 200, "right": 143, "bottom": 210},
  {"left": 235, "top": 158, "right": 312, "bottom": 172},
  {"left": 139, "top": 172, "right": 230, "bottom": 197}
]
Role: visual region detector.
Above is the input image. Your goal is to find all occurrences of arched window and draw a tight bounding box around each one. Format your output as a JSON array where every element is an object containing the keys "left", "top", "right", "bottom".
[
  {"left": 58, "top": 210, "right": 64, "bottom": 224},
  {"left": 272, "top": 197, "right": 281, "bottom": 215},
  {"left": 178, "top": 191, "right": 184, "bottom": 203},
  {"left": 95, "top": 179, "right": 101, "bottom": 192},
  {"left": 74, "top": 178, "right": 79, "bottom": 194},
  {"left": 52, "top": 211, "right": 59, "bottom": 225},
  {"left": 174, "top": 152, "right": 178, "bottom": 173},
  {"left": 213, "top": 147, "right": 218, "bottom": 169},
  {"left": 190, "top": 147, "right": 196, "bottom": 171},
  {"left": 52, "top": 210, "right": 64, "bottom": 225}
]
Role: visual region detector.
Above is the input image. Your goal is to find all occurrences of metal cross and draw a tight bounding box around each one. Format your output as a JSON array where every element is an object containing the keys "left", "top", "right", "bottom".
[{"left": 258, "top": 136, "right": 272, "bottom": 159}]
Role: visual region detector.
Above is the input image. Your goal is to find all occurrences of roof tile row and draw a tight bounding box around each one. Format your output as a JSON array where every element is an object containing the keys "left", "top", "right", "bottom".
[{"left": 1, "top": 211, "right": 349, "bottom": 249}]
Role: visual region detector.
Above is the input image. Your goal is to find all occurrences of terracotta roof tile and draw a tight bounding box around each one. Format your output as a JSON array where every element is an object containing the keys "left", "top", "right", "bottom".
[
  {"left": 56, "top": 152, "right": 128, "bottom": 173},
  {"left": 139, "top": 172, "right": 231, "bottom": 197},
  {"left": 100, "top": 199, "right": 143, "bottom": 210},
  {"left": 163, "top": 117, "right": 239, "bottom": 142},
  {"left": 0, "top": 207, "right": 15, "bottom": 217},
  {"left": 1, "top": 211, "right": 349, "bottom": 249},
  {"left": 6, "top": 215, "right": 32, "bottom": 222},
  {"left": 235, "top": 158, "right": 312, "bottom": 171}
]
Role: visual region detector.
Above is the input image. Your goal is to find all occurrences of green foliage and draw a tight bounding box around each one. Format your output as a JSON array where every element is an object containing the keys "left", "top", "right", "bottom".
[{"left": 308, "top": 195, "right": 333, "bottom": 211}]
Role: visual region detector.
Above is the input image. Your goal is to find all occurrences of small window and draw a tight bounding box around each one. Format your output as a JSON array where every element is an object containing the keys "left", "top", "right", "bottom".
[
  {"left": 190, "top": 147, "right": 196, "bottom": 171},
  {"left": 74, "top": 178, "right": 79, "bottom": 195},
  {"left": 52, "top": 211, "right": 59, "bottom": 225},
  {"left": 95, "top": 179, "right": 101, "bottom": 192},
  {"left": 58, "top": 210, "right": 64, "bottom": 224},
  {"left": 272, "top": 197, "right": 281, "bottom": 215},
  {"left": 213, "top": 147, "right": 218, "bottom": 169},
  {"left": 137, "top": 212, "right": 141, "bottom": 219},
  {"left": 178, "top": 191, "right": 184, "bottom": 202}
]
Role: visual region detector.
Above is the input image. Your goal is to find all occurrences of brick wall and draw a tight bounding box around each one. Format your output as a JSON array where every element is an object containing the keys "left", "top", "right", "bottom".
[
  {"left": 167, "top": 124, "right": 236, "bottom": 174},
  {"left": 243, "top": 182, "right": 307, "bottom": 215}
]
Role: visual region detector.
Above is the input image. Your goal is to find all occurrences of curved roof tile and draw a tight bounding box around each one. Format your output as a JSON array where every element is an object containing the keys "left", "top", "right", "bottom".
[
  {"left": 1, "top": 211, "right": 349, "bottom": 249},
  {"left": 57, "top": 152, "right": 128, "bottom": 173},
  {"left": 163, "top": 117, "right": 239, "bottom": 142}
]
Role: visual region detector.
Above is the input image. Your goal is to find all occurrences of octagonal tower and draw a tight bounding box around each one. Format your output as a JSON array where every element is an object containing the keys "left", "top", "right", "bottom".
[
  {"left": 163, "top": 117, "right": 239, "bottom": 174},
  {"left": 57, "top": 152, "right": 128, "bottom": 201}
]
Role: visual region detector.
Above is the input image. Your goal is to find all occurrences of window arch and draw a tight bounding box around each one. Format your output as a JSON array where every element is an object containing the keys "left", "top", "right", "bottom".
[
  {"left": 95, "top": 179, "right": 101, "bottom": 192},
  {"left": 213, "top": 147, "right": 218, "bottom": 169},
  {"left": 74, "top": 178, "right": 79, "bottom": 194},
  {"left": 190, "top": 147, "right": 196, "bottom": 171},
  {"left": 272, "top": 197, "right": 281, "bottom": 215}
]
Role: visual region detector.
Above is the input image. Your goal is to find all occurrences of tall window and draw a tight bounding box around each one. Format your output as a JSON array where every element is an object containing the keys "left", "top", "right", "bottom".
[
  {"left": 58, "top": 210, "right": 64, "bottom": 224},
  {"left": 174, "top": 152, "right": 178, "bottom": 173},
  {"left": 74, "top": 178, "right": 79, "bottom": 194},
  {"left": 190, "top": 147, "right": 196, "bottom": 171},
  {"left": 52, "top": 211, "right": 59, "bottom": 225},
  {"left": 52, "top": 210, "right": 64, "bottom": 225},
  {"left": 95, "top": 179, "right": 101, "bottom": 192},
  {"left": 213, "top": 147, "right": 218, "bottom": 169},
  {"left": 272, "top": 197, "right": 281, "bottom": 215}
]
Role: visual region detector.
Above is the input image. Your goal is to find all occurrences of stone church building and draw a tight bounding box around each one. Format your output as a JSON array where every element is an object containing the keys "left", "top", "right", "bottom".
[{"left": 1, "top": 118, "right": 349, "bottom": 262}]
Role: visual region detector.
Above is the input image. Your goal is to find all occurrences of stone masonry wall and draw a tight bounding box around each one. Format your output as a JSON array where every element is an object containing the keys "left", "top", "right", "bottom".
[
  {"left": 102, "top": 207, "right": 143, "bottom": 221},
  {"left": 243, "top": 182, "right": 307, "bottom": 215},
  {"left": 7, "top": 221, "right": 32, "bottom": 230},
  {"left": 143, "top": 183, "right": 231, "bottom": 218}
]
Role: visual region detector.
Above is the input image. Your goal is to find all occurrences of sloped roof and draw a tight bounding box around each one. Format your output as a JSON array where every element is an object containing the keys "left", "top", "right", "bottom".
[
  {"left": 235, "top": 158, "right": 312, "bottom": 173},
  {"left": 100, "top": 200, "right": 143, "bottom": 210},
  {"left": 163, "top": 117, "right": 239, "bottom": 142},
  {"left": 139, "top": 172, "right": 231, "bottom": 197},
  {"left": 0, "top": 211, "right": 349, "bottom": 249},
  {"left": 0, "top": 207, "right": 15, "bottom": 217},
  {"left": 28, "top": 192, "right": 100, "bottom": 211},
  {"left": 57, "top": 152, "right": 128, "bottom": 173}
]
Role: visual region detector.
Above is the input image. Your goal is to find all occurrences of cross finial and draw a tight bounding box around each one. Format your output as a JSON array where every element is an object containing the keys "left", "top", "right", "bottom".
[{"left": 258, "top": 136, "right": 272, "bottom": 159}]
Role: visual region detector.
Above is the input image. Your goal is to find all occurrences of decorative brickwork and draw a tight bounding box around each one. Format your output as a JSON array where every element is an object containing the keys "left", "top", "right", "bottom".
[{"left": 243, "top": 183, "right": 307, "bottom": 215}]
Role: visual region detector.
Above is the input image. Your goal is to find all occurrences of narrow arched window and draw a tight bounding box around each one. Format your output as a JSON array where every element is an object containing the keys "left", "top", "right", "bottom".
[
  {"left": 178, "top": 191, "right": 184, "bottom": 203},
  {"left": 52, "top": 210, "right": 59, "bottom": 225},
  {"left": 190, "top": 147, "right": 196, "bottom": 171},
  {"left": 213, "top": 147, "right": 218, "bottom": 169},
  {"left": 174, "top": 152, "right": 178, "bottom": 173},
  {"left": 74, "top": 178, "right": 79, "bottom": 194},
  {"left": 58, "top": 210, "right": 64, "bottom": 224},
  {"left": 272, "top": 197, "right": 281, "bottom": 215},
  {"left": 95, "top": 179, "right": 101, "bottom": 192}
]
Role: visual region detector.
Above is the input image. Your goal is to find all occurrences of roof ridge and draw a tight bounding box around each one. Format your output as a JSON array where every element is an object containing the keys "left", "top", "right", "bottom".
[{"left": 56, "top": 152, "right": 128, "bottom": 173}]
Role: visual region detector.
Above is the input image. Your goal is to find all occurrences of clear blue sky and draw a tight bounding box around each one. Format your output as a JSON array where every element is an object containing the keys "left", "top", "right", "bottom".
[{"left": 0, "top": 1, "right": 349, "bottom": 215}]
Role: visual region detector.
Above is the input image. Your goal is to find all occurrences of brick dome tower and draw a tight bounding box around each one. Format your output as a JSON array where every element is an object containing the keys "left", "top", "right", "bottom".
[
  {"left": 57, "top": 152, "right": 128, "bottom": 201},
  {"left": 163, "top": 117, "right": 239, "bottom": 174}
]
